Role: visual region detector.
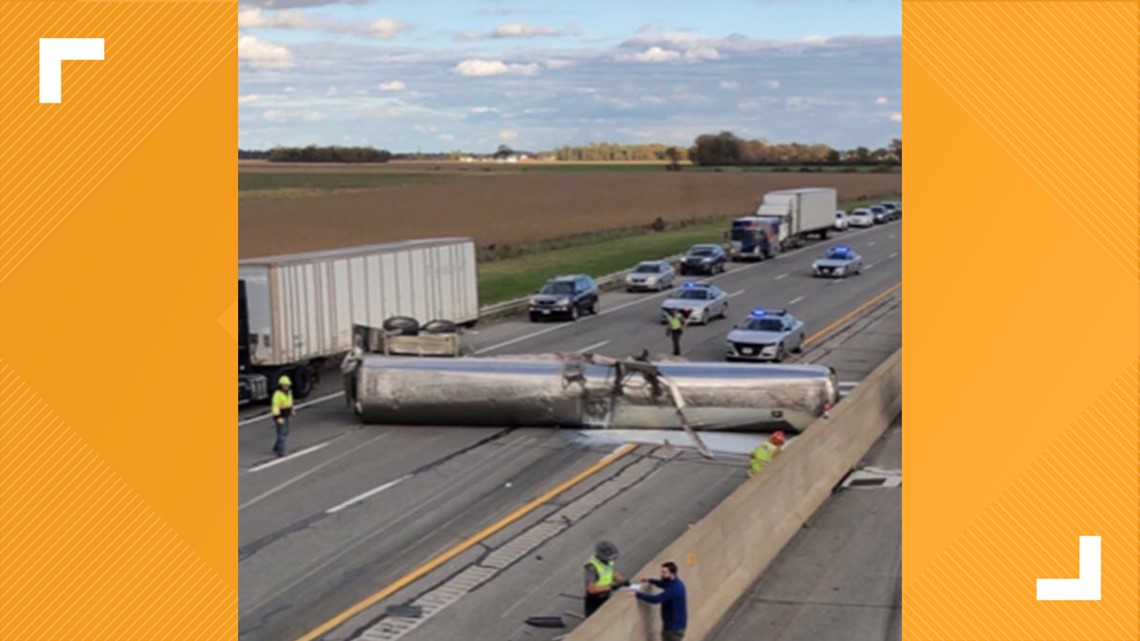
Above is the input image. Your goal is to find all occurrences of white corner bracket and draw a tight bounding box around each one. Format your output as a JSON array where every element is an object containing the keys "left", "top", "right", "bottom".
[
  {"left": 40, "top": 38, "right": 104, "bottom": 104},
  {"left": 1036, "top": 536, "right": 1101, "bottom": 601}
]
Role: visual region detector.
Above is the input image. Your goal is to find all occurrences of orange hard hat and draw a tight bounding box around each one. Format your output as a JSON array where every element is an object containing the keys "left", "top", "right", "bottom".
[{"left": 770, "top": 431, "right": 786, "bottom": 445}]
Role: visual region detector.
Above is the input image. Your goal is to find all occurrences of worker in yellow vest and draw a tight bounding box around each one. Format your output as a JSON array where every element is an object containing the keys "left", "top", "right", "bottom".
[
  {"left": 666, "top": 309, "right": 687, "bottom": 356},
  {"left": 749, "top": 431, "right": 786, "bottom": 478},
  {"left": 272, "top": 376, "right": 296, "bottom": 457},
  {"left": 583, "top": 540, "right": 628, "bottom": 617}
]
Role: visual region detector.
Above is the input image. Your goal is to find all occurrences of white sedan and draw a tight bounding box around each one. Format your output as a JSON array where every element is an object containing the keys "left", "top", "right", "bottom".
[
  {"left": 833, "top": 211, "right": 850, "bottom": 232},
  {"left": 848, "top": 208, "right": 875, "bottom": 227}
]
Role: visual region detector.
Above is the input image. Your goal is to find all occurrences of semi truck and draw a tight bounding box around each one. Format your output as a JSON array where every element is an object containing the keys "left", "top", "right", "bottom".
[
  {"left": 753, "top": 187, "right": 838, "bottom": 251},
  {"left": 726, "top": 216, "right": 781, "bottom": 261},
  {"left": 238, "top": 237, "right": 479, "bottom": 405}
]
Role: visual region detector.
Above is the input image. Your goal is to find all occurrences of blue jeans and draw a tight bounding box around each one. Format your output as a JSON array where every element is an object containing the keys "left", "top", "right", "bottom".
[{"left": 273, "top": 417, "right": 291, "bottom": 455}]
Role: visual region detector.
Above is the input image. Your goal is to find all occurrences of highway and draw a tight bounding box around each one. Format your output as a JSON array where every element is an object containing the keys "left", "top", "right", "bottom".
[{"left": 238, "top": 221, "right": 902, "bottom": 641}]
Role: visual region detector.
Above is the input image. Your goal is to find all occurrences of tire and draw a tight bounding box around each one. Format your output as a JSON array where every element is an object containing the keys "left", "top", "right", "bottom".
[
  {"left": 590, "top": 299, "right": 599, "bottom": 315},
  {"left": 775, "top": 344, "right": 785, "bottom": 363},
  {"left": 422, "top": 319, "right": 458, "bottom": 334},
  {"left": 569, "top": 306, "right": 579, "bottom": 321},
  {"left": 792, "top": 334, "right": 805, "bottom": 354},
  {"left": 383, "top": 315, "right": 420, "bottom": 336},
  {"left": 530, "top": 313, "right": 541, "bottom": 323}
]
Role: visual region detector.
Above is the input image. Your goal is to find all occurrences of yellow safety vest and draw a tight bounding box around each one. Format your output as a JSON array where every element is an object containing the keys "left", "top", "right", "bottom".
[
  {"left": 749, "top": 442, "right": 779, "bottom": 476},
  {"left": 668, "top": 315, "right": 683, "bottom": 331},
  {"left": 587, "top": 555, "right": 615, "bottom": 588},
  {"left": 272, "top": 390, "right": 293, "bottom": 417}
]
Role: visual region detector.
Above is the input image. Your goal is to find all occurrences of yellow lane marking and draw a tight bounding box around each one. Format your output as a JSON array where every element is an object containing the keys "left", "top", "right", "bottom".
[
  {"left": 803, "top": 282, "right": 901, "bottom": 347},
  {"left": 291, "top": 442, "right": 640, "bottom": 641}
]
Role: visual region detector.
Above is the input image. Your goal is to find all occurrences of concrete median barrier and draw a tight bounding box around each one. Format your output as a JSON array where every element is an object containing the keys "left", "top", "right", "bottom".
[{"left": 564, "top": 347, "right": 902, "bottom": 641}]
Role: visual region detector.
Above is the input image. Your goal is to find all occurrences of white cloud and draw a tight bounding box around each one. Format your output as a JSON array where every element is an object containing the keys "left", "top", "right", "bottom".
[
  {"left": 238, "top": 36, "right": 294, "bottom": 69},
  {"left": 491, "top": 23, "right": 563, "bottom": 38},
  {"left": 326, "top": 86, "right": 338, "bottom": 97},
  {"left": 802, "top": 35, "right": 831, "bottom": 44},
  {"left": 621, "top": 46, "right": 682, "bottom": 63},
  {"left": 370, "top": 19, "right": 410, "bottom": 39},
  {"left": 768, "top": 80, "right": 781, "bottom": 89},
  {"left": 683, "top": 46, "right": 720, "bottom": 61},
  {"left": 739, "top": 99, "right": 761, "bottom": 110},
  {"left": 453, "top": 59, "right": 540, "bottom": 77},
  {"left": 238, "top": 94, "right": 261, "bottom": 105},
  {"left": 875, "top": 96, "right": 889, "bottom": 105},
  {"left": 263, "top": 109, "right": 327, "bottom": 122},
  {"left": 379, "top": 81, "right": 408, "bottom": 92},
  {"left": 719, "top": 81, "right": 739, "bottom": 91},
  {"left": 453, "top": 30, "right": 480, "bottom": 42},
  {"left": 642, "top": 95, "right": 666, "bottom": 105},
  {"left": 499, "top": 129, "right": 519, "bottom": 141},
  {"left": 890, "top": 112, "right": 902, "bottom": 122},
  {"left": 438, "top": 133, "right": 456, "bottom": 141},
  {"left": 238, "top": 8, "right": 314, "bottom": 29},
  {"left": 284, "top": 86, "right": 295, "bottom": 93},
  {"left": 471, "top": 106, "right": 499, "bottom": 114},
  {"left": 545, "top": 59, "right": 575, "bottom": 70}
]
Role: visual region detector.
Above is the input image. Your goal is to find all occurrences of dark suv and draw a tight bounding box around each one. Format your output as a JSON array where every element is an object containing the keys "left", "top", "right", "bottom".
[
  {"left": 679, "top": 244, "right": 728, "bottom": 276},
  {"left": 528, "top": 274, "right": 600, "bottom": 322}
]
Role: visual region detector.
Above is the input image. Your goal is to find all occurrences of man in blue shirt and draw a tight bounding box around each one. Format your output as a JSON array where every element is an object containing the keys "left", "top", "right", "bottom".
[{"left": 633, "top": 561, "right": 688, "bottom": 641}]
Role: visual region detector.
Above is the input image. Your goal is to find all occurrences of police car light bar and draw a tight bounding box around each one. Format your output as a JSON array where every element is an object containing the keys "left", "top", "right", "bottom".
[{"left": 750, "top": 308, "right": 788, "bottom": 318}]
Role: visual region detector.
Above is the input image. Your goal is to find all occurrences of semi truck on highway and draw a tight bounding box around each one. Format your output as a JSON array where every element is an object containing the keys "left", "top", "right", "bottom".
[
  {"left": 754, "top": 187, "right": 838, "bottom": 251},
  {"left": 238, "top": 237, "right": 479, "bottom": 405},
  {"left": 726, "top": 216, "right": 781, "bottom": 261}
]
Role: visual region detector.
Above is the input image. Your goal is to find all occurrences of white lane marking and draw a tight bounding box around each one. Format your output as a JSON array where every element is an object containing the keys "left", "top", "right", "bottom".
[
  {"left": 239, "top": 433, "right": 391, "bottom": 511},
  {"left": 889, "top": 252, "right": 898, "bottom": 259},
  {"left": 865, "top": 263, "right": 875, "bottom": 270},
  {"left": 248, "top": 442, "right": 331, "bottom": 473},
  {"left": 728, "top": 290, "right": 745, "bottom": 298},
  {"left": 238, "top": 391, "right": 345, "bottom": 427},
  {"left": 774, "top": 273, "right": 789, "bottom": 280},
  {"left": 788, "top": 295, "right": 806, "bottom": 305},
  {"left": 577, "top": 340, "right": 610, "bottom": 353},
  {"left": 889, "top": 234, "right": 897, "bottom": 239},
  {"left": 326, "top": 474, "right": 413, "bottom": 514},
  {"left": 868, "top": 241, "right": 877, "bottom": 246}
]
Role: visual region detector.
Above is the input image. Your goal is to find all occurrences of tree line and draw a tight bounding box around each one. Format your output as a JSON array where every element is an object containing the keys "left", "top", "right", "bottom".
[
  {"left": 240, "top": 145, "right": 394, "bottom": 163},
  {"left": 687, "top": 131, "right": 900, "bottom": 167},
  {"left": 237, "top": 134, "right": 900, "bottom": 167}
]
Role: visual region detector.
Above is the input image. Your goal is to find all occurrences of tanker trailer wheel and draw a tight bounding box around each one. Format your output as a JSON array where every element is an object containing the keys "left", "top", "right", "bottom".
[
  {"left": 292, "top": 365, "right": 314, "bottom": 399},
  {"left": 383, "top": 316, "right": 421, "bottom": 336},
  {"left": 422, "top": 319, "right": 458, "bottom": 334}
]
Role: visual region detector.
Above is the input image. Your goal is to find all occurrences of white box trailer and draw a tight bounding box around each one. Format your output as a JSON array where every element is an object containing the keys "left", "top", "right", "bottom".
[
  {"left": 754, "top": 187, "right": 838, "bottom": 250},
  {"left": 238, "top": 237, "right": 479, "bottom": 403}
]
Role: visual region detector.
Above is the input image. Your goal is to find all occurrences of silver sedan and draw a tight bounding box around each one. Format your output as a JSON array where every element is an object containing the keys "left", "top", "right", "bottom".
[
  {"left": 660, "top": 282, "right": 730, "bottom": 325},
  {"left": 625, "top": 260, "right": 677, "bottom": 292}
]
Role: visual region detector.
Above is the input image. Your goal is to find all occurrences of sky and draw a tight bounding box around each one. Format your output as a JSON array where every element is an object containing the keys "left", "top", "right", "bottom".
[{"left": 237, "top": 0, "right": 901, "bottom": 153}]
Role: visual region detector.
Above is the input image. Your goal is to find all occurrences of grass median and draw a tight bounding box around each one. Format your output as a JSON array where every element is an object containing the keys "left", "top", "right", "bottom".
[{"left": 477, "top": 194, "right": 899, "bottom": 305}]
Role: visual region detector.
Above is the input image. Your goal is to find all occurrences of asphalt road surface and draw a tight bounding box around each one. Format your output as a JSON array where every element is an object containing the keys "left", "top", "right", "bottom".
[
  {"left": 706, "top": 414, "right": 902, "bottom": 641},
  {"left": 238, "top": 221, "right": 902, "bottom": 641}
]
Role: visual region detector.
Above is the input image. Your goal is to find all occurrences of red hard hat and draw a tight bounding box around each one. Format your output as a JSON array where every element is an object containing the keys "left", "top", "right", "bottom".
[{"left": 770, "top": 431, "right": 786, "bottom": 445}]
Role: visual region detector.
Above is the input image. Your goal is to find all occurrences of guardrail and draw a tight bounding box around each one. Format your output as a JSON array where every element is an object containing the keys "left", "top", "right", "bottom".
[
  {"left": 477, "top": 252, "right": 689, "bottom": 322},
  {"left": 563, "top": 347, "right": 903, "bottom": 641}
]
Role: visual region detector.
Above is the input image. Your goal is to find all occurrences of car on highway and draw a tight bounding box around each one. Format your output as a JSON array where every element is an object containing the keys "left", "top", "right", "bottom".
[
  {"left": 625, "top": 260, "right": 677, "bottom": 292},
  {"left": 848, "top": 208, "right": 875, "bottom": 227},
  {"left": 725, "top": 308, "right": 806, "bottom": 362},
  {"left": 678, "top": 244, "right": 727, "bottom": 276},
  {"left": 660, "top": 281, "right": 729, "bottom": 325},
  {"left": 878, "top": 202, "right": 900, "bottom": 221},
  {"left": 528, "top": 274, "right": 599, "bottom": 322},
  {"left": 870, "top": 205, "right": 889, "bottom": 224},
  {"left": 812, "top": 245, "right": 863, "bottom": 278},
  {"left": 833, "top": 210, "right": 850, "bottom": 232}
]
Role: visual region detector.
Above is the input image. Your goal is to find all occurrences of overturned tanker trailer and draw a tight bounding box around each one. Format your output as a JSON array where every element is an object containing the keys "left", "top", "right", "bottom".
[{"left": 345, "top": 352, "right": 839, "bottom": 434}]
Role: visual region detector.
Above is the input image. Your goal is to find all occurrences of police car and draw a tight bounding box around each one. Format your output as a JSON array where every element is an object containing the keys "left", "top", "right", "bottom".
[
  {"left": 811, "top": 245, "right": 863, "bottom": 278},
  {"left": 725, "top": 308, "right": 806, "bottom": 362},
  {"left": 660, "top": 281, "right": 729, "bottom": 325}
]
